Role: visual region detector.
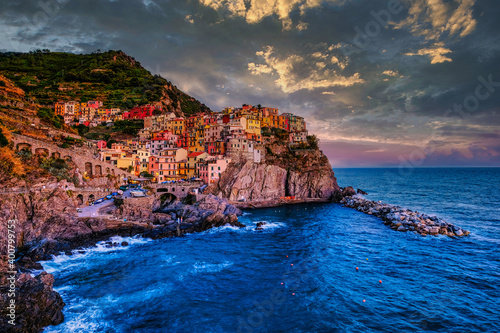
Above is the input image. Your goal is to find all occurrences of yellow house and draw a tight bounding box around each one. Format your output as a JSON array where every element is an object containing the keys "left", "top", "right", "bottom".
[
  {"left": 245, "top": 115, "right": 261, "bottom": 135},
  {"left": 261, "top": 116, "right": 271, "bottom": 129},
  {"left": 187, "top": 152, "right": 208, "bottom": 177},
  {"left": 136, "top": 149, "right": 150, "bottom": 174},
  {"left": 188, "top": 128, "right": 204, "bottom": 152},
  {"left": 166, "top": 118, "right": 185, "bottom": 135},
  {"left": 116, "top": 153, "right": 138, "bottom": 173}
]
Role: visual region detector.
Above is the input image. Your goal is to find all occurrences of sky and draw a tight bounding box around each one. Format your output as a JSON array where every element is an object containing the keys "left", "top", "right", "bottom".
[{"left": 1, "top": 0, "right": 500, "bottom": 167}]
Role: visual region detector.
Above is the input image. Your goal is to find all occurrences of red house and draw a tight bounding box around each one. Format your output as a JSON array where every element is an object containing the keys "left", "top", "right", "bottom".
[
  {"left": 176, "top": 132, "right": 189, "bottom": 150},
  {"left": 122, "top": 105, "right": 159, "bottom": 119},
  {"left": 96, "top": 140, "right": 107, "bottom": 149}
]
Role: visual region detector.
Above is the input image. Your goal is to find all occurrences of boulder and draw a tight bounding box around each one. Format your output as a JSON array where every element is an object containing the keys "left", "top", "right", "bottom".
[{"left": 255, "top": 221, "right": 267, "bottom": 230}]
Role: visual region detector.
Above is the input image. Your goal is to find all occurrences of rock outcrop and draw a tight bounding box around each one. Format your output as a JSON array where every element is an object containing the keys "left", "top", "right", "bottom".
[
  {"left": 0, "top": 187, "right": 95, "bottom": 253},
  {"left": 342, "top": 196, "right": 470, "bottom": 237},
  {"left": 0, "top": 258, "right": 65, "bottom": 332},
  {"left": 207, "top": 145, "right": 340, "bottom": 205}
]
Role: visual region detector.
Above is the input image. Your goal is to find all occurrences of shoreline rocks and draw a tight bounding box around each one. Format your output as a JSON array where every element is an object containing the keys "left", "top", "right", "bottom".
[
  {"left": 0, "top": 257, "right": 65, "bottom": 332},
  {"left": 341, "top": 196, "right": 470, "bottom": 237},
  {"left": 0, "top": 190, "right": 245, "bottom": 333}
]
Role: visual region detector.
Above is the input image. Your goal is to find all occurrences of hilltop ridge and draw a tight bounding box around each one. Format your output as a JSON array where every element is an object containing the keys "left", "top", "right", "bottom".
[{"left": 0, "top": 50, "right": 210, "bottom": 116}]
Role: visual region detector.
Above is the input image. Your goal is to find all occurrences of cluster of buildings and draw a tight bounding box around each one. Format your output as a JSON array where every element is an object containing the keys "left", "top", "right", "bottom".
[
  {"left": 66, "top": 103, "right": 308, "bottom": 184},
  {"left": 54, "top": 101, "right": 159, "bottom": 126}
]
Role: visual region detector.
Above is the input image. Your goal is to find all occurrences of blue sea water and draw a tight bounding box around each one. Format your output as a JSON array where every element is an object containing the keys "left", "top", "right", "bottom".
[{"left": 41, "top": 168, "right": 500, "bottom": 333}]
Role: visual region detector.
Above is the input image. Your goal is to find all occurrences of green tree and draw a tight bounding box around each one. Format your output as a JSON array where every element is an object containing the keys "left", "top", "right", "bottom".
[
  {"left": 306, "top": 135, "right": 319, "bottom": 150},
  {"left": 106, "top": 139, "right": 117, "bottom": 149}
]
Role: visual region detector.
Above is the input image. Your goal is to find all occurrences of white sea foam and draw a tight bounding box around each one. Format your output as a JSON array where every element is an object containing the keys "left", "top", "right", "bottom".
[
  {"left": 200, "top": 221, "right": 286, "bottom": 236},
  {"left": 191, "top": 260, "right": 233, "bottom": 274},
  {"left": 252, "top": 221, "right": 286, "bottom": 230},
  {"left": 44, "top": 298, "right": 114, "bottom": 333},
  {"left": 39, "top": 236, "right": 153, "bottom": 273}
]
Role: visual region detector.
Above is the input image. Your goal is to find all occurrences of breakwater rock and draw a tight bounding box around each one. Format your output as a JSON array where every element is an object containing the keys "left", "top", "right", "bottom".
[{"left": 341, "top": 196, "right": 470, "bottom": 237}]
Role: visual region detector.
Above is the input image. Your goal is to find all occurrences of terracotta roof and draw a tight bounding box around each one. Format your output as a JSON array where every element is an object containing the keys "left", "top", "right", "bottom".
[{"left": 188, "top": 151, "right": 205, "bottom": 157}]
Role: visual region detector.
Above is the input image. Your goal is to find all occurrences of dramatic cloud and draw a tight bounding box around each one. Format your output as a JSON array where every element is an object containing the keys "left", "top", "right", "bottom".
[
  {"left": 200, "top": 0, "right": 347, "bottom": 29},
  {"left": 248, "top": 45, "right": 364, "bottom": 93},
  {"left": 405, "top": 42, "right": 452, "bottom": 64},
  {"left": 394, "top": 0, "right": 477, "bottom": 40}
]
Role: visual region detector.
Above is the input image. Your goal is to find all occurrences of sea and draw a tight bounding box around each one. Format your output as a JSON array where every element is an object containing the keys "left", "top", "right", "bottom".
[{"left": 41, "top": 168, "right": 500, "bottom": 333}]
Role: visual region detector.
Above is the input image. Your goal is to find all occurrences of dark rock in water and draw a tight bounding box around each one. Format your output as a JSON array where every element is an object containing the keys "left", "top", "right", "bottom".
[
  {"left": 78, "top": 250, "right": 85, "bottom": 254},
  {"left": 64, "top": 251, "right": 73, "bottom": 256},
  {"left": 342, "top": 186, "right": 357, "bottom": 197},
  {"left": 357, "top": 189, "right": 368, "bottom": 195},
  {"left": 255, "top": 221, "right": 267, "bottom": 230},
  {"left": 121, "top": 241, "right": 129, "bottom": 246},
  {"left": 16, "top": 257, "right": 43, "bottom": 271}
]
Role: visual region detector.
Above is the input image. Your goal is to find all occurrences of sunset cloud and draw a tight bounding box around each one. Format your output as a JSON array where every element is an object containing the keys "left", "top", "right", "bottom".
[
  {"left": 405, "top": 43, "right": 453, "bottom": 64},
  {"left": 248, "top": 46, "right": 364, "bottom": 93},
  {"left": 394, "top": 0, "right": 477, "bottom": 40},
  {"left": 200, "top": 0, "right": 347, "bottom": 29}
]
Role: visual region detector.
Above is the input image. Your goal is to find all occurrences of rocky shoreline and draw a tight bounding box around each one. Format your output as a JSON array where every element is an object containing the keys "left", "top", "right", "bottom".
[
  {"left": 341, "top": 195, "right": 470, "bottom": 237},
  {"left": 0, "top": 190, "right": 245, "bottom": 333}
]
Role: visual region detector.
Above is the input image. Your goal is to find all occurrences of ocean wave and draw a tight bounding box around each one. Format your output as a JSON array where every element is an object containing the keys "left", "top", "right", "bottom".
[
  {"left": 44, "top": 298, "right": 114, "bottom": 333},
  {"left": 199, "top": 221, "right": 286, "bottom": 236},
  {"left": 251, "top": 221, "right": 286, "bottom": 230},
  {"left": 39, "top": 236, "right": 153, "bottom": 273}
]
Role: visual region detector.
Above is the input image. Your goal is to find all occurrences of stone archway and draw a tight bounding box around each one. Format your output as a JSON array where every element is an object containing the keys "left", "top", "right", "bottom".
[
  {"left": 85, "top": 162, "right": 93, "bottom": 177},
  {"left": 17, "top": 143, "right": 32, "bottom": 152},
  {"left": 51, "top": 152, "right": 61, "bottom": 159},
  {"left": 95, "top": 165, "right": 102, "bottom": 176},
  {"left": 35, "top": 148, "right": 49, "bottom": 156},
  {"left": 106, "top": 167, "right": 110, "bottom": 175},
  {"left": 158, "top": 192, "right": 177, "bottom": 209},
  {"left": 63, "top": 155, "right": 72, "bottom": 161},
  {"left": 77, "top": 194, "right": 84, "bottom": 206},
  {"left": 111, "top": 169, "right": 115, "bottom": 176},
  {"left": 88, "top": 194, "right": 95, "bottom": 204}
]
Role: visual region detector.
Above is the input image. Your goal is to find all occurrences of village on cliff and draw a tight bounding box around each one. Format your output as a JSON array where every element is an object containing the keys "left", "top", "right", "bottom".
[{"left": 53, "top": 101, "right": 311, "bottom": 185}]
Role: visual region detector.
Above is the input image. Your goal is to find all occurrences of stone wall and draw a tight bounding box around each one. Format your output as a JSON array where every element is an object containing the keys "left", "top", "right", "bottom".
[{"left": 11, "top": 134, "right": 130, "bottom": 179}]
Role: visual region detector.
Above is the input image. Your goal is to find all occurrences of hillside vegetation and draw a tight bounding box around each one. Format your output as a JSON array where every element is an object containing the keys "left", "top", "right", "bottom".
[{"left": 0, "top": 50, "right": 210, "bottom": 116}]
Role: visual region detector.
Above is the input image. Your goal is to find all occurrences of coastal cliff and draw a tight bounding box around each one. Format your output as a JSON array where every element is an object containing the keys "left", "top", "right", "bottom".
[
  {"left": 0, "top": 182, "right": 244, "bottom": 332},
  {"left": 207, "top": 142, "right": 341, "bottom": 206}
]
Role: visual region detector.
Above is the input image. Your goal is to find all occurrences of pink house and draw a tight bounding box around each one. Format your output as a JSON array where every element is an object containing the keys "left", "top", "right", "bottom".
[
  {"left": 198, "top": 157, "right": 232, "bottom": 184},
  {"left": 148, "top": 154, "right": 179, "bottom": 182}
]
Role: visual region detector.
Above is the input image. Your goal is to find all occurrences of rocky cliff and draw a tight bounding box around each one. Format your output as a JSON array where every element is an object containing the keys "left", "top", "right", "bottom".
[
  {"left": 207, "top": 143, "right": 341, "bottom": 205},
  {"left": 0, "top": 258, "right": 65, "bottom": 333}
]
